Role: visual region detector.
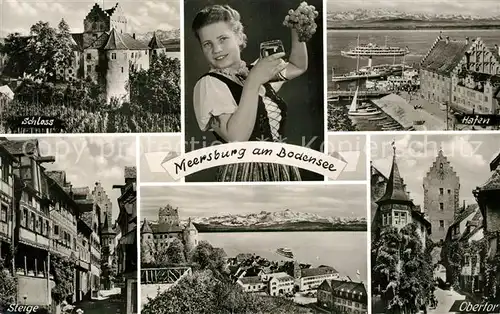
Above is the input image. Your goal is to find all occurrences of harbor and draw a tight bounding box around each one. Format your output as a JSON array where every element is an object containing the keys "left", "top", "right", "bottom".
[{"left": 327, "top": 30, "right": 500, "bottom": 131}]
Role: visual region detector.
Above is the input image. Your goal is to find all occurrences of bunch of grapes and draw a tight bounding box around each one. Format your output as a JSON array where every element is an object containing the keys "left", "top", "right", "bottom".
[{"left": 283, "top": 2, "right": 319, "bottom": 42}]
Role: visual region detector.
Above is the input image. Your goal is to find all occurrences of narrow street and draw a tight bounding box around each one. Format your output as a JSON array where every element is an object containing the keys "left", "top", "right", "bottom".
[
  {"left": 429, "top": 287, "right": 466, "bottom": 314},
  {"left": 73, "top": 292, "right": 125, "bottom": 314}
]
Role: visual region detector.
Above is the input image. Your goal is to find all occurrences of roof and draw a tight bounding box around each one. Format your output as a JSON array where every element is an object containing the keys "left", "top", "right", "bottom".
[
  {"left": 376, "top": 148, "right": 412, "bottom": 205},
  {"left": 0, "top": 85, "right": 14, "bottom": 100},
  {"left": 270, "top": 272, "right": 294, "bottom": 282},
  {"left": 238, "top": 276, "right": 263, "bottom": 285},
  {"left": 45, "top": 171, "right": 67, "bottom": 187},
  {"left": 450, "top": 204, "right": 479, "bottom": 229},
  {"left": 101, "top": 213, "right": 116, "bottom": 235},
  {"left": 475, "top": 168, "right": 500, "bottom": 192},
  {"left": 149, "top": 221, "right": 183, "bottom": 233},
  {"left": 148, "top": 32, "right": 165, "bottom": 49},
  {"left": 301, "top": 266, "right": 338, "bottom": 278},
  {"left": 141, "top": 219, "right": 153, "bottom": 234},
  {"left": 319, "top": 279, "right": 367, "bottom": 296},
  {"left": 125, "top": 166, "right": 136, "bottom": 179},
  {"left": 420, "top": 37, "right": 471, "bottom": 75},
  {"left": 0, "top": 139, "right": 38, "bottom": 155},
  {"left": 103, "top": 28, "right": 128, "bottom": 50}
]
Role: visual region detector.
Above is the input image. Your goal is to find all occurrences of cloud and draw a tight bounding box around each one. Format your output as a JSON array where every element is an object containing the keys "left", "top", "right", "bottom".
[
  {"left": 141, "top": 185, "right": 367, "bottom": 220},
  {"left": 6, "top": 0, "right": 38, "bottom": 17}
]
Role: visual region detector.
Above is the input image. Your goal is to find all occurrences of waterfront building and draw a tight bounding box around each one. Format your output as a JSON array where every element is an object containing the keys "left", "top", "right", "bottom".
[
  {"left": 420, "top": 35, "right": 500, "bottom": 116},
  {"left": 140, "top": 204, "right": 198, "bottom": 264},
  {"left": 293, "top": 261, "right": 340, "bottom": 291},
  {"left": 372, "top": 146, "right": 432, "bottom": 248},
  {"left": 317, "top": 279, "right": 368, "bottom": 313},
  {"left": 236, "top": 276, "right": 266, "bottom": 293},
  {"left": 423, "top": 149, "right": 461, "bottom": 243},
  {"left": 114, "top": 166, "right": 137, "bottom": 314}
]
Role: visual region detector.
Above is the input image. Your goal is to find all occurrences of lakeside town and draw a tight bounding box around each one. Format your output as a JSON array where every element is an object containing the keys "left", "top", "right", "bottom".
[
  {"left": 0, "top": 137, "right": 137, "bottom": 314},
  {"left": 0, "top": 1, "right": 181, "bottom": 133},
  {"left": 371, "top": 135, "right": 500, "bottom": 313},
  {"left": 139, "top": 185, "right": 368, "bottom": 314},
  {"left": 327, "top": 5, "right": 500, "bottom": 131}
]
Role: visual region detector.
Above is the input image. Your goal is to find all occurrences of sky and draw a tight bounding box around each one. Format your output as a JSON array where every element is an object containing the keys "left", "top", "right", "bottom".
[
  {"left": 0, "top": 0, "right": 180, "bottom": 37},
  {"left": 14, "top": 136, "right": 136, "bottom": 224},
  {"left": 140, "top": 135, "right": 182, "bottom": 182},
  {"left": 141, "top": 184, "right": 367, "bottom": 221},
  {"left": 327, "top": 0, "right": 500, "bottom": 17},
  {"left": 371, "top": 133, "right": 500, "bottom": 209}
]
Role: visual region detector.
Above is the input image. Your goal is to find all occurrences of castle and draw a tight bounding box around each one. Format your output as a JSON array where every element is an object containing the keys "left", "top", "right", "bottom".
[
  {"left": 141, "top": 205, "right": 198, "bottom": 263},
  {"left": 59, "top": 2, "right": 178, "bottom": 103},
  {"left": 423, "top": 148, "right": 460, "bottom": 242}
]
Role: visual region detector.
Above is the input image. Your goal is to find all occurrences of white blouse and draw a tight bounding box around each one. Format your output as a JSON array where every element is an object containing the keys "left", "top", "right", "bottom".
[{"left": 193, "top": 72, "right": 286, "bottom": 140}]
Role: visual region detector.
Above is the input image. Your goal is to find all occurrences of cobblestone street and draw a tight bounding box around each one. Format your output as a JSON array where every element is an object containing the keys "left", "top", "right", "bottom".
[{"left": 428, "top": 287, "right": 466, "bottom": 314}]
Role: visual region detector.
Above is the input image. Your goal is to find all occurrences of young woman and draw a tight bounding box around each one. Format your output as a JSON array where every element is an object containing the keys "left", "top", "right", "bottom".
[{"left": 192, "top": 4, "right": 316, "bottom": 182}]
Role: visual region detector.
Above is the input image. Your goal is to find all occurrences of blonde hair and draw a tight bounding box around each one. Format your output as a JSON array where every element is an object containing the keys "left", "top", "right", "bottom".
[{"left": 192, "top": 4, "right": 248, "bottom": 50}]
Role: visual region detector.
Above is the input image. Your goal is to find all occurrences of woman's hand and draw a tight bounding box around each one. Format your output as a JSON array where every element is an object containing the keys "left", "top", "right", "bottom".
[{"left": 247, "top": 52, "right": 287, "bottom": 86}]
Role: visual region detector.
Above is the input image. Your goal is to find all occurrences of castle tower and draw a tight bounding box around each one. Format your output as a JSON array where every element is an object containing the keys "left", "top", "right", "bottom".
[
  {"left": 148, "top": 31, "right": 166, "bottom": 62},
  {"left": 183, "top": 218, "right": 198, "bottom": 253},
  {"left": 293, "top": 260, "right": 301, "bottom": 279},
  {"left": 158, "top": 205, "right": 180, "bottom": 226},
  {"left": 423, "top": 148, "right": 460, "bottom": 243},
  {"left": 141, "top": 219, "right": 155, "bottom": 264},
  {"left": 83, "top": 3, "right": 127, "bottom": 48},
  {"left": 92, "top": 181, "right": 113, "bottom": 231},
  {"left": 374, "top": 144, "right": 415, "bottom": 235},
  {"left": 103, "top": 28, "right": 130, "bottom": 103}
]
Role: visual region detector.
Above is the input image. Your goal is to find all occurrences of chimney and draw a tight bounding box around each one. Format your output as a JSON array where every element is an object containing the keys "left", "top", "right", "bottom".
[
  {"left": 466, "top": 37, "right": 469, "bottom": 44},
  {"left": 445, "top": 36, "right": 450, "bottom": 44},
  {"left": 133, "top": 33, "right": 136, "bottom": 39}
]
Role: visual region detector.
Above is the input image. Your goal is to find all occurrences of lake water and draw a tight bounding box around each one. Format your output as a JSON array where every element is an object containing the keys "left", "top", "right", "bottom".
[{"left": 200, "top": 231, "right": 368, "bottom": 282}]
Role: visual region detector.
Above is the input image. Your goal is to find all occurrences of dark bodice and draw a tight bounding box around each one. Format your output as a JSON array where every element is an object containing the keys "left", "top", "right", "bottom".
[{"left": 201, "top": 72, "right": 288, "bottom": 143}]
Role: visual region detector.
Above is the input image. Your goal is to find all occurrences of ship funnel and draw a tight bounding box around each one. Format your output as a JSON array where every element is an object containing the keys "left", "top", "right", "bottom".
[{"left": 368, "top": 57, "right": 373, "bottom": 68}]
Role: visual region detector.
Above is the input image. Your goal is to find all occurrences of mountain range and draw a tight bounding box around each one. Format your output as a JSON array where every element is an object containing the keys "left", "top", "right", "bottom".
[
  {"left": 327, "top": 10, "right": 500, "bottom": 29},
  {"left": 179, "top": 209, "right": 367, "bottom": 232},
  {"left": 328, "top": 9, "right": 500, "bottom": 21}
]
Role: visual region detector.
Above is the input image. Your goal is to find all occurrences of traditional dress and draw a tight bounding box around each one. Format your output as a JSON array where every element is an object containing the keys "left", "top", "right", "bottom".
[{"left": 193, "top": 61, "right": 301, "bottom": 182}]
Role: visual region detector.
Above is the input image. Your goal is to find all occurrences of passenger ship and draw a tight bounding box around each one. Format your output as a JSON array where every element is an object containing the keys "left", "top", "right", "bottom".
[{"left": 341, "top": 36, "right": 410, "bottom": 57}]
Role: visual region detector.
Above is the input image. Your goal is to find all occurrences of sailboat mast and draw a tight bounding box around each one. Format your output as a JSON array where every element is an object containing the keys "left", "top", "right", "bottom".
[{"left": 356, "top": 34, "right": 360, "bottom": 71}]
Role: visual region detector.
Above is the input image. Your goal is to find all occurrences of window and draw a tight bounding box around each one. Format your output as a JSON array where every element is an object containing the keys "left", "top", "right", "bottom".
[
  {"left": 439, "top": 220, "right": 445, "bottom": 229},
  {"left": 2, "top": 160, "right": 9, "bottom": 182},
  {"left": 87, "top": 65, "right": 91, "bottom": 73},
  {"left": 121, "top": 67, "right": 124, "bottom": 73},
  {"left": 440, "top": 163, "right": 443, "bottom": 169},
  {"left": 31, "top": 213, "right": 36, "bottom": 230},
  {"left": 86, "top": 53, "right": 91, "bottom": 60},
  {"left": 439, "top": 188, "right": 443, "bottom": 195},
  {"left": 394, "top": 212, "right": 400, "bottom": 225},
  {"left": 440, "top": 203, "right": 444, "bottom": 211},
  {"left": 46, "top": 221, "right": 50, "bottom": 236},
  {"left": 0, "top": 204, "right": 7, "bottom": 222},
  {"left": 111, "top": 53, "right": 116, "bottom": 60},
  {"left": 38, "top": 217, "right": 43, "bottom": 233},
  {"left": 448, "top": 189, "right": 451, "bottom": 194},
  {"left": 54, "top": 225, "right": 59, "bottom": 235}
]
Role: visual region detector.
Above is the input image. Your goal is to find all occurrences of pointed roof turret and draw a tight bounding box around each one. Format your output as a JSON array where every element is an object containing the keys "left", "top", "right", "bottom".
[
  {"left": 101, "top": 214, "right": 116, "bottom": 235},
  {"left": 148, "top": 31, "right": 165, "bottom": 49},
  {"left": 141, "top": 218, "right": 153, "bottom": 234},
  {"left": 376, "top": 142, "right": 412, "bottom": 205},
  {"left": 184, "top": 218, "right": 197, "bottom": 231},
  {"left": 103, "top": 28, "right": 128, "bottom": 50}
]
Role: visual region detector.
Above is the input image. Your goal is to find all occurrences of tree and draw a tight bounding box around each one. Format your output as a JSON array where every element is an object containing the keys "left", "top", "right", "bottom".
[
  {"left": 2, "top": 20, "right": 74, "bottom": 82},
  {"left": 141, "top": 270, "right": 310, "bottom": 314},
  {"left": 166, "top": 238, "right": 186, "bottom": 264},
  {"left": 327, "top": 103, "right": 356, "bottom": 131},
  {"left": 372, "top": 224, "right": 434, "bottom": 314},
  {"left": 129, "top": 54, "right": 181, "bottom": 116},
  {"left": 51, "top": 253, "right": 76, "bottom": 304},
  {"left": 189, "top": 241, "right": 227, "bottom": 278},
  {"left": 0, "top": 258, "right": 17, "bottom": 309}
]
